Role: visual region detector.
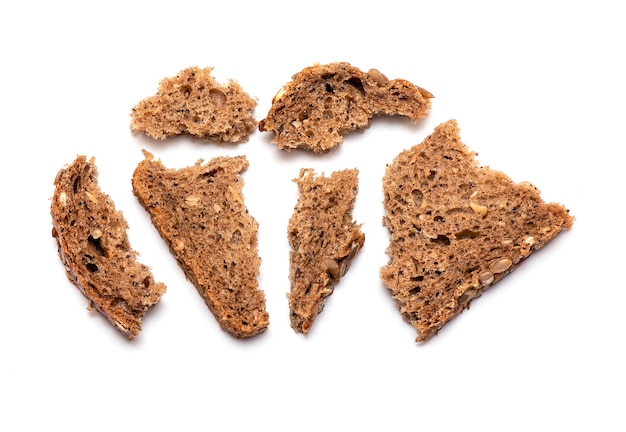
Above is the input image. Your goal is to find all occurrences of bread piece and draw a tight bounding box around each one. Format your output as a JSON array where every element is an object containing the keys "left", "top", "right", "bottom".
[
  {"left": 130, "top": 66, "right": 257, "bottom": 143},
  {"left": 380, "top": 120, "right": 574, "bottom": 342},
  {"left": 132, "top": 151, "right": 268, "bottom": 338},
  {"left": 287, "top": 168, "right": 365, "bottom": 334},
  {"left": 259, "top": 62, "right": 433, "bottom": 153},
  {"left": 51, "top": 156, "right": 166, "bottom": 339}
]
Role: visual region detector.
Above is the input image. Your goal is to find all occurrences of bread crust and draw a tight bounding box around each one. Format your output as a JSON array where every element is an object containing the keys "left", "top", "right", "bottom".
[
  {"left": 259, "top": 62, "right": 433, "bottom": 153},
  {"left": 287, "top": 168, "right": 365, "bottom": 334},
  {"left": 51, "top": 155, "right": 166, "bottom": 339},
  {"left": 132, "top": 151, "right": 268, "bottom": 338},
  {"left": 381, "top": 120, "right": 574, "bottom": 342},
  {"left": 130, "top": 67, "right": 258, "bottom": 143}
]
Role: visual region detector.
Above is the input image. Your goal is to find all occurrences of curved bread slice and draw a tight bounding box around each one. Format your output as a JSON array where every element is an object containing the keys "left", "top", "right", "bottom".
[
  {"left": 51, "top": 156, "right": 166, "bottom": 339},
  {"left": 381, "top": 120, "right": 574, "bottom": 342},
  {"left": 288, "top": 168, "right": 365, "bottom": 334},
  {"left": 130, "top": 66, "right": 257, "bottom": 143},
  {"left": 259, "top": 62, "right": 433, "bottom": 153},
  {"left": 132, "top": 151, "right": 268, "bottom": 338}
]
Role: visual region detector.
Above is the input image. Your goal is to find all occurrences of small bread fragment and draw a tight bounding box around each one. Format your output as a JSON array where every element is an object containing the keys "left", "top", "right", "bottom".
[
  {"left": 51, "top": 156, "right": 166, "bottom": 339},
  {"left": 380, "top": 120, "right": 574, "bottom": 342},
  {"left": 259, "top": 62, "right": 433, "bottom": 153},
  {"left": 132, "top": 151, "right": 268, "bottom": 338},
  {"left": 287, "top": 168, "right": 365, "bottom": 334},
  {"left": 130, "top": 66, "right": 258, "bottom": 143}
]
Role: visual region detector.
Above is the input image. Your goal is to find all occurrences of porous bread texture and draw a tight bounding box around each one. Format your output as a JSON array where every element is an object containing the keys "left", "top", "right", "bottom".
[
  {"left": 380, "top": 120, "right": 574, "bottom": 342},
  {"left": 132, "top": 151, "right": 268, "bottom": 338},
  {"left": 51, "top": 155, "right": 166, "bottom": 339},
  {"left": 130, "top": 66, "right": 258, "bottom": 143},
  {"left": 259, "top": 62, "right": 433, "bottom": 153},
  {"left": 288, "top": 168, "right": 365, "bottom": 334}
]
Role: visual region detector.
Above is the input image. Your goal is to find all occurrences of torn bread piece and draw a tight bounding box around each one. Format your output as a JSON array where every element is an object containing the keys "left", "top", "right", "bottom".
[
  {"left": 51, "top": 155, "right": 166, "bottom": 339},
  {"left": 259, "top": 62, "right": 433, "bottom": 153},
  {"left": 132, "top": 151, "right": 268, "bottom": 338},
  {"left": 130, "top": 66, "right": 258, "bottom": 143},
  {"left": 381, "top": 120, "right": 574, "bottom": 342},
  {"left": 287, "top": 168, "right": 365, "bottom": 334}
]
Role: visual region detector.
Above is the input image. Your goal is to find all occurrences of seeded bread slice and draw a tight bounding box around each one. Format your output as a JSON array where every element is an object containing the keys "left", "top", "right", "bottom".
[
  {"left": 51, "top": 155, "right": 166, "bottom": 339},
  {"left": 381, "top": 120, "right": 574, "bottom": 342},
  {"left": 132, "top": 151, "right": 268, "bottom": 338},
  {"left": 130, "top": 66, "right": 258, "bottom": 143},
  {"left": 259, "top": 62, "right": 433, "bottom": 153},
  {"left": 287, "top": 168, "right": 365, "bottom": 334}
]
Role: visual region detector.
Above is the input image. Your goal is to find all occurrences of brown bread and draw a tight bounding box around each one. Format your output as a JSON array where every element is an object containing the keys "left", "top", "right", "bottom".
[
  {"left": 132, "top": 151, "right": 268, "bottom": 338},
  {"left": 287, "top": 168, "right": 365, "bottom": 334},
  {"left": 380, "top": 120, "right": 574, "bottom": 342},
  {"left": 51, "top": 155, "right": 166, "bottom": 339},
  {"left": 130, "top": 66, "right": 257, "bottom": 143},
  {"left": 259, "top": 62, "right": 433, "bottom": 153}
]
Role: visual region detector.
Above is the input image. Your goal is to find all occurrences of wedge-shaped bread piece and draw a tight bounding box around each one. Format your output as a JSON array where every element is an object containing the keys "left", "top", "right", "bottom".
[
  {"left": 259, "top": 62, "right": 433, "bottom": 153},
  {"left": 130, "top": 66, "right": 257, "bottom": 143},
  {"left": 381, "top": 120, "right": 574, "bottom": 342},
  {"left": 51, "top": 156, "right": 166, "bottom": 339},
  {"left": 288, "top": 168, "right": 365, "bottom": 334},
  {"left": 132, "top": 151, "right": 268, "bottom": 338}
]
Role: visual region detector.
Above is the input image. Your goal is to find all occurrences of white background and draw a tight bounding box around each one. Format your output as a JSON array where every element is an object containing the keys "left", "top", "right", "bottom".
[{"left": 1, "top": 1, "right": 624, "bottom": 430}]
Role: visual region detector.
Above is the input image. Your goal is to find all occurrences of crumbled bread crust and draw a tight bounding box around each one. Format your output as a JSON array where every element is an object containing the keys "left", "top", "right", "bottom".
[
  {"left": 51, "top": 155, "right": 166, "bottom": 339},
  {"left": 130, "top": 67, "right": 258, "bottom": 143},
  {"left": 259, "top": 62, "right": 433, "bottom": 153},
  {"left": 380, "top": 120, "right": 574, "bottom": 342},
  {"left": 287, "top": 168, "right": 365, "bottom": 334},
  {"left": 132, "top": 151, "right": 268, "bottom": 338}
]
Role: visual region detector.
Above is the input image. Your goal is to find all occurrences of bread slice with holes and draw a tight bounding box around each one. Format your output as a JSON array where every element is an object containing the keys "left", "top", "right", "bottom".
[
  {"left": 50, "top": 155, "right": 166, "bottom": 339},
  {"left": 380, "top": 120, "right": 574, "bottom": 342},
  {"left": 258, "top": 62, "right": 433, "bottom": 153},
  {"left": 132, "top": 151, "right": 268, "bottom": 338},
  {"left": 287, "top": 168, "right": 365, "bottom": 334},
  {"left": 130, "top": 66, "right": 258, "bottom": 143}
]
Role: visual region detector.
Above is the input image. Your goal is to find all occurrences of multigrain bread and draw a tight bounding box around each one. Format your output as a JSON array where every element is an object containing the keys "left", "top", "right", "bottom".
[
  {"left": 259, "top": 62, "right": 433, "bottom": 153},
  {"left": 380, "top": 120, "right": 574, "bottom": 342},
  {"left": 51, "top": 155, "right": 166, "bottom": 339},
  {"left": 130, "top": 66, "right": 257, "bottom": 143},
  {"left": 132, "top": 151, "right": 268, "bottom": 338},
  {"left": 287, "top": 168, "right": 365, "bottom": 334}
]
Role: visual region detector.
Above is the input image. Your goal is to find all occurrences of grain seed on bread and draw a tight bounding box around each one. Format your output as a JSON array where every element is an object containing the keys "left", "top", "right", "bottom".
[
  {"left": 132, "top": 151, "right": 269, "bottom": 338},
  {"left": 259, "top": 62, "right": 433, "bottom": 153},
  {"left": 130, "top": 66, "right": 258, "bottom": 143},
  {"left": 51, "top": 155, "right": 166, "bottom": 339},
  {"left": 287, "top": 168, "right": 365, "bottom": 334},
  {"left": 380, "top": 120, "right": 574, "bottom": 342}
]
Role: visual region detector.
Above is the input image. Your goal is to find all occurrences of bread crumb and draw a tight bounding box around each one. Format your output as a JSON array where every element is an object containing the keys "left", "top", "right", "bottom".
[
  {"left": 259, "top": 62, "right": 432, "bottom": 153},
  {"left": 381, "top": 120, "right": 574, "bottom": 342}
]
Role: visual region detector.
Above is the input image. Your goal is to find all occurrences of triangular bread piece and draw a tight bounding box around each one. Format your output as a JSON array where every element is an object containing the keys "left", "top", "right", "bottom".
[
  {"left": 287, "top": 168, "right": 365, "bottom": 334},
  {"left": 132, "top": 151, "right": 268, "bottom": 338},
  {"left": 259, "top": 62, "right": 433, "bottom": 153},
  {"left": 380, "top": 120, "right": 574, "bottom": 342},
  {"left": 51, "top": 155, "right": 166, "bottom": 339},
  {"left": 130, "top": 66, "right": 257, "bottom": 143}
]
